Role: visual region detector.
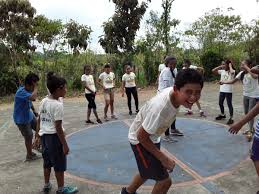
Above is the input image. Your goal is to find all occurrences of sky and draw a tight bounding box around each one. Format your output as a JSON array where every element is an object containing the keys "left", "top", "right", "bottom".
[{"left": 29, "top": 0, "right": 259, "bottom": 53}]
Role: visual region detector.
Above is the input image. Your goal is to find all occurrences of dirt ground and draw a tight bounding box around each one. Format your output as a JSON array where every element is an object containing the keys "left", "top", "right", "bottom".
[{"left": 0, "top": 82, "right": 258, "bottom": 194}]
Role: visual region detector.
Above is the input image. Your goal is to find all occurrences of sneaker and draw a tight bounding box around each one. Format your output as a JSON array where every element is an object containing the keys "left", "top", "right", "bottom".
[
  {"left": 171, "top": 129, "right": 184, "bottom": 136},
  {"left": 136, "top": 110, "right": 139, "bottom": 113},
  {"left": 200, "top": 111, "right": 206, "bottom": 117},
  {"left": 111, "top": 115, "right": 118, "bottom": 119},
  {"left": 162, "top": 136, "right": 178, "bottom": 143},
  {"left": 42, "top": 183, "right": 52, "bottom": 193},
  {"left": 85, "top": 120, "right": 94, "bottom": 124},
  {"left": 129, "top": 110, "right": 132, "bottom": 115},
  {"left": 215, "top": 114, "right": 226, "bottom": 120},
  {"left": 226, "top": 118, "right": 234, "bottom": 125},
  {"left": 120, "top": 187, "right": 137, "bottom": 194},
  {"left": 104, "top": 116, "right": 109, "bottom": 122},
  {"left": 96, "top": 119, "right": 102, "bottom": 124},
  {"left": 56, "top": 186, "right": 78, "bottom": 194},
  {"left": 25, "top": 152, "right": 41, "bottom": 162},
  {"left": 185, "top": 110, "right": 193, "bottom": 115}
]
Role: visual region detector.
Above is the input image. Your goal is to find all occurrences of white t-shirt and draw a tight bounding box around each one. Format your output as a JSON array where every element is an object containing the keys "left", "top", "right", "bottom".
[
  {"left": 99, "top": 72, "right": 115, "bottom": 89},
  {"left": 39, "top": 97, "right": 64, "bottom": 136},
  {"left": 158, "top": 64, "right": 166, "bottom": 72},
  {"left": 218, "top": 70, "right": 235, "bottom": 93},
  {"left": 81, "top": 74, "right": 96, "bottom": 94},
  {"left": 122, "top": 72, "right": 136, "bottom": 88},
  {"left": 158, "top": 67, "right": 177, "bottom": 92},
  {"left": 128, "top": 87, "right": 179, "bottom": 145},
  {"left": 236, "top": 71, "right": 259, "bottom": 98}
]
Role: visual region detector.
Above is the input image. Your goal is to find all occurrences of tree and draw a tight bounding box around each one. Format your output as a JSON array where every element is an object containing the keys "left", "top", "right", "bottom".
[
  {"left": 0, "top": 0, "right": 36, "bottom": 84},
  {"left": 65, "top": 19, "right": 92, "bottom": 55},
  {"left": 99, "top": 0, "right": 151, "bottom": 54}
]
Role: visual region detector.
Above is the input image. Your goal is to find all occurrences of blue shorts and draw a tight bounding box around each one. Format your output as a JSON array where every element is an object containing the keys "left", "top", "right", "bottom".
[
  {"left": 251, "top": 138, "right": 259, "bottom": 161},
  {"left": 41, "top": 134, "right": 67, "bottom": 172}
]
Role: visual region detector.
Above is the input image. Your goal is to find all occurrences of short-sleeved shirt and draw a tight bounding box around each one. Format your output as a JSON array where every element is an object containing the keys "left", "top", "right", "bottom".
[
  {"left": 158, "top": 67, "right": 177, "bottom": 92},
  {"left": 13, "top": 86, "right": 33, "bottom": 124},
  {"left": 122, "top": 72, "right": 136, "bottom": 88},
  {"left": 99, "top": 72, "right": 115, "bottom": 89},
  {"left": 236, "top": 71, "right": 259, "bottom": 98},
  {"left": 158, "top": 64, "right": 166, "bottom": 72},
  {"left": 218, "top": 70, "right": 235, "bottom": 93},
  {"left": 81, "top": 74, "right": 96, "bottom": 94},
  {"left": 128, "top": 87, "right": 179, "bottom": 145},
  {"left": 38, "top": 97, "right": 64, "bottom": 136}
]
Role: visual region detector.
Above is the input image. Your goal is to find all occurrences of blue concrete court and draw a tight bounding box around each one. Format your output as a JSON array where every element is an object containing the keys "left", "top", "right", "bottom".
[{"left": 67, "top": 118, "right": 250, "bottom": 186}]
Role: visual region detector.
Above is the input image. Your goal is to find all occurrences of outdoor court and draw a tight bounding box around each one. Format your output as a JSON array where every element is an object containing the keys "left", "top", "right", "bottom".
[{"left": 0, "top": 83, "right": 259, "bottom": 194}]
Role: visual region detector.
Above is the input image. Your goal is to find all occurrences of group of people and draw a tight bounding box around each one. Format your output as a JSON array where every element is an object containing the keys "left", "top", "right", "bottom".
[{"left": 12, "top": 55, "right": 259, "bottom": 194}]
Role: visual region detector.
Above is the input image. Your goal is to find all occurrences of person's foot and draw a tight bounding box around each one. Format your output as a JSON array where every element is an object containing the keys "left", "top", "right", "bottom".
[
  {"left": 129, "top": 110, "right": 132, "bottom": 115},
  {"left": 242, "top": 129, "right": 250, "bottom": 135},
  {"left": 104, "top": 115, "right": 109, "bottom": 122},
  {"left": 200, "top": 111, "right": 206, "bottom": 117},
  {"left": 96, "top": 119, "right": 102, "bottom": 124},
  {"left": 85, "top": 120, "right": 94, "bottom": 124},
  {"left": 120, "top": 187, "right": 138, "bottom": 194},
  {"left": 33, "top": 144, "right": 42, "bottom": 153},
  {"left": 256, "top": 190, "right": 259, "bottom": 194},
  {"left": 111, "top": 115, "right": 118, "bottom": 119},
  {"left": 162, "top": 136, "right": 178, "bottom": 143},
  {"left": 136, "top": 109, "right": 139, "bottom": 113},
  {"left": 246, "top": 131, "right": 253, "bottom": 142},
  {"left": 56, "top": 186, "right": 78, "bottom": 194},
  {"left": 171, "top": 128, "right": 184, "bottom": 136},
  {"left": 226, "top": 118, "right": 234, "bottom": 125},
  {"left": 185, "top": 110, "right": 193, "bottom": 115},
  {"left": 215, "top": 114, "right": 226, "bottom": 120},
  {"left": 42, "top": 183, "right": 52, "bottom": 193},
  {"left": 25, "top": 152, "right": 41, "bottom": 162}
]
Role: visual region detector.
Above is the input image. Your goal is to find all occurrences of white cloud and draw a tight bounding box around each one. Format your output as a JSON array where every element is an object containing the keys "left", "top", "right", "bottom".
[{"left": 29, "top": 0, "right": 259, "bottom": 53}]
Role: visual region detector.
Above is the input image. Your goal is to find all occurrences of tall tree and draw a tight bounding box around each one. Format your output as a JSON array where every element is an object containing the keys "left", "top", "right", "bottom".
[
  {"left": 99, "top": 0, "right": 151, "bottom": 54},
  {"left": 0, "top": 0, "right": 36, "bottom": 83}
]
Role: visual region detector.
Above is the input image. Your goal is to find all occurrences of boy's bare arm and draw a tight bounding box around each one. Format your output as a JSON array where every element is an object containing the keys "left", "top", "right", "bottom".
[
  {"left": 55, "top": 120, "right": 69, "bottom": 155},
  {"left": 137, "top": 126, "right": 175, "bottom": 171}
]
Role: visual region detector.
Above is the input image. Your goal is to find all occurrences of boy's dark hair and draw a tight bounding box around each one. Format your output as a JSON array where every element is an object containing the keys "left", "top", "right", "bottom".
[
  {"left": 184, "top": 59, "right": 191, "bottom": 66},
  {"left": 47, "top": 72, "right": 67, "bottom": 94},
  {"left": 175, "top": 69, "right": 203, "bottom": 90},
  {"left": 25, "top": 73, "right": 39, "bottom": 85},
  {"left": 104, "top": 64, "right": 111, "bottom": 68},
  {"left": 164, "top": 56, "right": 176, "bottom": 66},
  {"left": 240, "top": 59, "right": 253, "bottom": 81},
  {"left": 83, "top": 64, "right": 91, "bottom": 73}
]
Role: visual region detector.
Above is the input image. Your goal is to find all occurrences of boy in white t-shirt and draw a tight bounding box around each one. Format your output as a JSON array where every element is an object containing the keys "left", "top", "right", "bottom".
[
  {"left": 34, "top": 72, "right": 78, "bottom": 194},
  {"left": 212, "top": 60, "right": 235, "bottom": 125},
  {"left": 121, "top": 65, "right": 139, "bottom": 115},
  {"left": 98, "top": 64, "right": 117, "bottom": 121},
  {"left": 182, "top": 59, "right": 206, "bottom": 117},
  {"left": 120, "top": 69, "right": 204, "bottom": 194},
  {"left": 220, "top": 59, "right": 259, "bottom": 141},
  {"left": 81, "top": 65, "right": 102, "bottom": 124}
]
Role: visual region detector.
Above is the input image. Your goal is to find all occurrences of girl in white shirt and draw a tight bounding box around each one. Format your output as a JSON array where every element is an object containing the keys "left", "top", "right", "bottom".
[
  {"left": 121, "top": 65, "right": 139, "bottom": 115},
  {"left": 220, "top": 59, "right": 259, "bottom": 141},
  {"left": 212, "top": 60, "right": 235, "bottom": 125},
  {"left": 81, "top": 65, "right": 102, "bottom": 124}
]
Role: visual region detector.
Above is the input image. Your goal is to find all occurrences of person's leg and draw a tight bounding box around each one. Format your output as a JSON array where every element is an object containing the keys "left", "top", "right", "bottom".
[
  {"left": 248, "top": 97, "right": 257, "bottom": 132},
  {"left": 55, "top": 171, "right": 64, "bottom": 189},
  {"left": 125, "top": 173, "right": 146, "bottom": 193},
  {"left": 132, "top": 87, "right": 139, "bottom": 112},
  {"left": 219, "top": 92, "right": 225, "bottom": 115},
  {"left": 226, "top": 93, "right": 234, "bottom": 123},
  {"left": 151, "top": 177, "right": 172, "bottom": 194},
  {"left": 171, "top": 119, "right": 183, "bottom": 136},
  {"left": 125, "top": 87, "right": 132, "bottom": 114},
  {"left": 110, "top": 90, "right": 115, "bottom": 117},
  {"left": 104, "top": 94, "right": 110, "bottom": 119},
  {"left": 44, "top": 168, "right": 51, "bottom": 184},
  {"left": 25, "top": 136, "right": 33, "bottom": 157},
  {"left": 86, "top": 108, "right": 91, "bottom": 121}
]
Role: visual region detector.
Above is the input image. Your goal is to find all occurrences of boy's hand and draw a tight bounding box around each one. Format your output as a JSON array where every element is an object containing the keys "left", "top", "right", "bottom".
[
  {"left": 229, "top": 122, "right": 242, "bottom": 134},
  {"left": 63, "top": 144, "right": 70, "bottom": 155},
  {"left": 32, "top": 137, "right": 40, "bottom": 149},
  {"left": 161, "top": 155, "right": 175, "bottom": 172}
]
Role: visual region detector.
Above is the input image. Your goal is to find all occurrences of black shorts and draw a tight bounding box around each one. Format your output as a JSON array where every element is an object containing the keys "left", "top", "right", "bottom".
[
  {"left": 41, "top": 134, "right": 67, "bottom": 172},
  {"left": 130, "top": 142, "right": 169, "bottom": 181},
  {"left": 85, "top": 93, "right": 97, "bottom": 109}
]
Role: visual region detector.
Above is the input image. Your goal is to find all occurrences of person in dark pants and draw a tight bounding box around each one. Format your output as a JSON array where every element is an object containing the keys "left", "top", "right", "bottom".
[
  {"left": 212, "top": 60, "right": 235, "bottom": 125},
  {"left": 121, "top": 65, "right": 139, "bottom": 115},
  {"left": 81, "top": 65, "right": 102, "bottom": 124}
]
